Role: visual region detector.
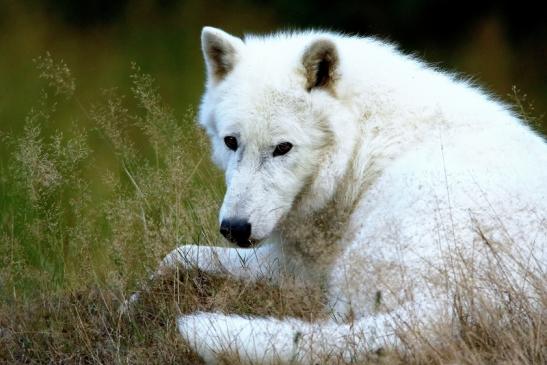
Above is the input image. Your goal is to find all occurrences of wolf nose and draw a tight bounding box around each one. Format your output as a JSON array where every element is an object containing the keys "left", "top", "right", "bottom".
[{"left": 220, "top": 219, "right": 252, "bottom": 247}]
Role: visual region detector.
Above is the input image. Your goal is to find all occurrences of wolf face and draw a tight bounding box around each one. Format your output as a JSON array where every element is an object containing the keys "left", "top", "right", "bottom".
[{"left": 198, "top": 28, "right": 356, "bottom": 247}]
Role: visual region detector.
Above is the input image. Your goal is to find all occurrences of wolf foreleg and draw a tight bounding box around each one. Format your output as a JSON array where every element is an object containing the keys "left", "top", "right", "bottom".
[
  {"left": 158, "top": 243, "right": 280, "bottom": 281},
  {"left": 177, "top": 311, "right": 404, "bottom": 364}
]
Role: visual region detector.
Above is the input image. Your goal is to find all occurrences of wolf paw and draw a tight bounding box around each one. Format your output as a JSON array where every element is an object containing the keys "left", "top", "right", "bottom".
[
  {"left": 177, "top": 312, "right": 316, "bottom": 364},
  {"left": 178, "top": 312, "right": 232, "bottom": 364}
]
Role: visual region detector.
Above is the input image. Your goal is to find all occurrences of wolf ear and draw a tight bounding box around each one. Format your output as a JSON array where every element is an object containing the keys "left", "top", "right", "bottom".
[
  {"left": 302, "top": 39, "right": 339, "bottom": 92},
  {"left": 201, "top": 27, "right": 244, "bottom": 84}
]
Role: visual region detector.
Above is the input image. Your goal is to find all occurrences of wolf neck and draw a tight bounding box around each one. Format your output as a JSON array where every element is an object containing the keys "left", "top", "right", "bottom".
[{"left": 276, "top": 129, "right": 373, "bottom": 275}]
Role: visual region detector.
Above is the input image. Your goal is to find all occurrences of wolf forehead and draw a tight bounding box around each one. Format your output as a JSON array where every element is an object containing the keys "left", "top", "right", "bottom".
[{"left": 200, "top": 89, "right": 312, "bottom": 137}]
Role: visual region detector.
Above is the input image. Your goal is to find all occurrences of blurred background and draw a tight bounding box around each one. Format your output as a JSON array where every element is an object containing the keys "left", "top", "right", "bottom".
[{"left": 1, "top": 0, "right": 546, "bottom": 136}]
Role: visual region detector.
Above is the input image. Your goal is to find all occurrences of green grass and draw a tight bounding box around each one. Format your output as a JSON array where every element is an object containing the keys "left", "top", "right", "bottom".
[
  {"left": 0, "top": 52, "right": 221, "bottom": 297},
  {"left": 0, "top": 55, "right": 222, "bottom": 363}
]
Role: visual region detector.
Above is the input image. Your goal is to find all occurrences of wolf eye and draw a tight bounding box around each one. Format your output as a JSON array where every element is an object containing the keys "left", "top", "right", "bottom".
[
  {"left": 273, "top": 142, "right": 293, "bottom": 157},
  {"left": 224, "top": 136, "right": 238, "bottom": 151}
]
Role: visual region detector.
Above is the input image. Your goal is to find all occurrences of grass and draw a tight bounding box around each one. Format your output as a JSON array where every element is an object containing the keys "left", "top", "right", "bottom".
[
  {"left": 0, "top": 54, "right": 222, "bottom": 362},
  {"left": 0, "top": 54, "right": 545, "bottom": 364}
]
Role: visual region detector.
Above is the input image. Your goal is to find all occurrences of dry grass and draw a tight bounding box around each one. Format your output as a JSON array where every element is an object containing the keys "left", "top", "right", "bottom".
[
  {"left": 0, "top": 55, "right": 545, "bottom": 364},
  {"left": 0, "top": 269, "right": 324, "bottom": 364}
]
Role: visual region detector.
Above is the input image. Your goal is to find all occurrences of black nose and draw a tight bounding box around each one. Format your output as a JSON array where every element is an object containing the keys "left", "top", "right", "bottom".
[{"left": 220, "top": 219, "right": 252, "bottom": 247}]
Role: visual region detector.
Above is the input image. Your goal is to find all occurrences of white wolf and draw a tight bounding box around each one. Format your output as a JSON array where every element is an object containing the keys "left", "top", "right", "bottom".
[{"left": 155, "top": 27, "right": 546, "bottom": 363}]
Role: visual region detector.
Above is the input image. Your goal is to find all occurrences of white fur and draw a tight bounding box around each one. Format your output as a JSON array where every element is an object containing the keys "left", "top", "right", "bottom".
[{"left": 162, "top": 27, "right": 546, "bottom": 364}]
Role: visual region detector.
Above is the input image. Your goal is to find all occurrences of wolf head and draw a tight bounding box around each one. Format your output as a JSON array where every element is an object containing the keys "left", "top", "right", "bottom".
[{"left": 198, "top": 27, "right": 358, "bottom": 247}]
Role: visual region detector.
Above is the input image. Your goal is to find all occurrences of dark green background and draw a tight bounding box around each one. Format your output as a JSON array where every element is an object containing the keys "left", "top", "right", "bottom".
[{"left": 1, "top": 0, "right": 545, "bottom": 135}]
